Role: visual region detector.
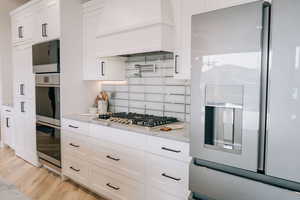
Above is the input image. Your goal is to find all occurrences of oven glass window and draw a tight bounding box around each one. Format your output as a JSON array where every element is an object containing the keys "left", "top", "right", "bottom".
[
  {"left": 36, "top": 87, "right": 60, "bottom": 120},
  {"left": 32, "top": 40, "right": 59, "bottom": 66},
  {"left": 36, "top": 124, "right": 61, "bottom": 162}
]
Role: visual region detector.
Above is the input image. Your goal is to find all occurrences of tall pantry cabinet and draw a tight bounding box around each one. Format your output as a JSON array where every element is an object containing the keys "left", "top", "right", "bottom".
[
  {"left": 10, "top": 0, "right": 60, "bottom": 166},
  {"left": 11, "top": 3, "right": 38, "bottom": 166}
]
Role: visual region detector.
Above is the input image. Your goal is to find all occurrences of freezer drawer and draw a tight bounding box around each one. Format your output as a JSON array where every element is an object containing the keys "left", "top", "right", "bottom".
[{"left": 189, "top": 163, "right": 300, "bottom": 200}]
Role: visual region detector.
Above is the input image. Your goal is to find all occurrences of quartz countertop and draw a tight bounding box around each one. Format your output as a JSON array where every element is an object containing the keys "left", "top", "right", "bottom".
[{"left": 63, "top": 114, "right": 190, "bottom": 143}]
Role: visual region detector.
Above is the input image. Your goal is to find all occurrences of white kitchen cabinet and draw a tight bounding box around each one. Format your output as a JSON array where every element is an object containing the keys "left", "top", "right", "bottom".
[
  {"left": 63, "top": 156, "right": 90, "bottom": 186},
  {"left": 11, "top": 7, "right": 34, "bottom": 46},
  {"left": 12, "top": 44, "right": 35, "bottom": 100},
  {"left": 145, "top": 153, "right": 190, "bottom": 199},
  {"left": 12, "top": 44, "right": 37, "bottom": 166},
  {"left": 84, "top": 0, "right": 175, "bottom": 57},
  {"left": 87, "top": 138, "right": 145, "bottom": 181},
  {"left": 83, "top": 55, "right": 126, "bottom": 80},
  {"left": 83, "top": 2, "right": 102, "bottom": 81},
  {"left": 1, "top": 106, "right": 14, "bottom": 149},
  {"left": 34, "top": 0, "right": 60, "bottom": 43},
  {"left": 14, "top": 97, "right": 38, "bottom": 166},
  {"left": 89, "top": 165, "right": 144, "bottom": 200},
  {"left": 62, "top": 118, "right": 190, "bottom": 200},
  {"left": 172, "top": 0, "right": 188, "bottom": 80},
  {"left": 83, "top": 1, "right": 126, "bottom": 81}
]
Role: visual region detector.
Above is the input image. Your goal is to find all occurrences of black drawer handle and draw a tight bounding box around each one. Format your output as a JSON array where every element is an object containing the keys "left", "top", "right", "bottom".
[
  {"left": 162, "top": 173, "right": 181, "bottom": 181},
  {"left": 69, "top": 143, "right": 80, "bottom": 148},
  {"left": 68, "top": 125, "right": 79, "bottom": 129},
  {"left": 161, "top": 147, "right": 181, "bottom": 153},
  {"left": 106, "top": 183, "right": 120, "bottom": 190},
  {"left": 106, "top": 155, "right": 120, "bottom": 162},
  {"left": 70, "top": 166, "right": 80, "bottom": 172}
]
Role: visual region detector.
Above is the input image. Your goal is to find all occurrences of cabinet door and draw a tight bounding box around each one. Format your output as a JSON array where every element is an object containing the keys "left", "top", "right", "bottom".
[
  {"left": 11, "top": 16, "right": 21, "bottom": 44},
  {"left": 5, "top": 117, "right": 13, "bottom": 148},
  {"left": 14, "top": 98, "right": 37, "bottom": 166},
  {"left": 34, "top": 0, "right": 60, "bottom": 43},
  {"left": 173, "top": 0, "right": 185, "bottom": 79},
  {"left": 99, "top": 57, "right": 126, "bottom": 81},
  {"left": 11, "top": 11, "right": 34, "bottom": 45},
  {"left": 13, "top": 45, "right": 35, "bottom": 100},
  {"left": 83, "top": 8, "right": 102, "bottom": 80},
  {"left": 44, "top": 0, "right": 60, "bottom": 40},
  {"left": 175, "top": 0, "right": 206, "bottom": 80}
]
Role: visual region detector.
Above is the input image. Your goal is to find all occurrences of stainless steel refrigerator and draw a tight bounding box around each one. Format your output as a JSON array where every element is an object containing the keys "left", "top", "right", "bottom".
[{"left": 190, "top": 0, "right": 300, "bottom": 199}]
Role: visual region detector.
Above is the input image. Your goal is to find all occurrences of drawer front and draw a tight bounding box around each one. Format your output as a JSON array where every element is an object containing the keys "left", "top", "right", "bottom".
[
  {"left": 89, "top": 165, "right": 144, "bottom": 200},
  {"left": 88, "top": 138, "right": 145, "bottom": 181},
  {"left": 62, "top": 119, "right": 89, "bottom": 135},
  {"left": 63, "top": 157, "right": 89, "bottom": 186},
  {"left": 62, "top": 133, "right": 88, "bottom": 159},
  {"left": 147, "top": 136, "right": 190, "bottom": 162},
  {"left": 90, "top": 124, "right": 147, "bottom": 150},
  {"left": 145, "top": 153, "right": 189, "bottom": 198},
  {"left": 146, "top": 187, "right": 187, "bottom": 200}
]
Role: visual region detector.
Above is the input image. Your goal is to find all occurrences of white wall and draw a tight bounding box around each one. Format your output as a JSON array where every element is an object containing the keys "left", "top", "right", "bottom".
[
  {"left": 0, "top": 0, "right": 29, "bottom": 106},
  {"left": 60, "top": 0, "right": 100, "bottom": 116}
]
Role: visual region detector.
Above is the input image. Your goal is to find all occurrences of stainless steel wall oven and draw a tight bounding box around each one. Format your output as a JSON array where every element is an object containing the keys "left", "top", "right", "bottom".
[{"left": 35, "top": 73, "right": 61, "bottom": 168}]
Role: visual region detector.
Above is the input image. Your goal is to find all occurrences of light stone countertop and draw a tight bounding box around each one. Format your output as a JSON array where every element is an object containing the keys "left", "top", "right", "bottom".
[{"left": 63, "top": 114, "right": 190, "bottom": 143}]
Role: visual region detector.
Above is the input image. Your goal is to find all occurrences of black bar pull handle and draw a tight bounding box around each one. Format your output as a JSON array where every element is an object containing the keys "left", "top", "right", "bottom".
[
  {"left": 18, "top": 26, "right": 23, "bottom": 39},
  {"left": 106, "top": 183, "right": 120, "bottom": 190},
  {"left": 106, "top": 155, "right": 120, "bottom": 162},
  {"left": 20, "top": 84, "right": 24, "bottom": 95},
  {"left": 101, "top": 61, "right": 105, "bottom": 76},
  {"left": 161, "top": 147, "right": 181, "bottom": 153},
  {"left": 69, "top": 143, "right": 80, "bottom": 148},
  {"left": 70, "top": 166, "right": 80, "bottom": 172},
  {"left": 68, "top": 125, "right": 79, "bottom": 129},
  {"left": 42, "top": 23, "right": 48, "bottom": 37},
  {"left": 6, "top": 118, "right": 9, "bottom": 128},
  {"left": 162, "top": 173, "right": 181, "bottom": 181},
  {"left": 20, "top": 102, "right": 25, "bottom": 113},
  {"left": 174, "top": 54, "right": 179, "bottom": 74}
]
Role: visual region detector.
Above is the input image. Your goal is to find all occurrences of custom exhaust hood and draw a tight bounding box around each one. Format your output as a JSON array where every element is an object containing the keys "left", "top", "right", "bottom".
[{"left": 95, "top": 0, "right": 176, "bottom": 57}]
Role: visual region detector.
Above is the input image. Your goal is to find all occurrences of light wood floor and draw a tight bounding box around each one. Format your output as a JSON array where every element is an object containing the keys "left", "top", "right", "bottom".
[{"left": 0, "top": 146, "right": 106, "bottom": 200}]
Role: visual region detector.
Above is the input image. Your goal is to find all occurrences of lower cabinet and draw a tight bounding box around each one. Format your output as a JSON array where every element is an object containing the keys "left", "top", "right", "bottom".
[
  {"left": 89, "top": 165, "right": 144, "bottom": 200},
  {"left": 14, "top": 98, "right": 38, "bottom": 166},
  {"left": 61, "top": 118, "right": 190, "bottom": 200},
  {"left": 1, "top": 106, "right": 14, "bottom": 149},
  {"left": 145, "top": 153, "right": 190, "bottom": 199},
  {"left": 63, "top": 156, "right": 89, "bottom": 186}
]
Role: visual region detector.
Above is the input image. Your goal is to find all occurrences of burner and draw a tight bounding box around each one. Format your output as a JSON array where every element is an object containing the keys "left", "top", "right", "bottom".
[{"left": 98, "top": 112, "right": 178, "bottom": 127}]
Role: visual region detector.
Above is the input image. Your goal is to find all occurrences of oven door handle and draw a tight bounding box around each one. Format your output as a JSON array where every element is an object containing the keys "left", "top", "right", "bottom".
[{"left": 36, "top": 121, "right": 61, "bottom": 129}]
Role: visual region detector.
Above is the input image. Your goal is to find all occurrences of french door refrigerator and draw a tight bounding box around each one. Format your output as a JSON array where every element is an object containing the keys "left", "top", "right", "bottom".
[{"left": 190, "top": 0, "right": 300, "bottom": 199}]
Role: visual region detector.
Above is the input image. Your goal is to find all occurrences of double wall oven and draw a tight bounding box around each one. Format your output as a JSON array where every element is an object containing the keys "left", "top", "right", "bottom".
[{"left": 33, "top": 40, "right": 61, "bottom": 168}]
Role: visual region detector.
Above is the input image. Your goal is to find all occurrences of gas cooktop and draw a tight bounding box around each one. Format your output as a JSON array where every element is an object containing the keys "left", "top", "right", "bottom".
[{"left": 98, "top": 112, "right": 178, "bottom": 128}]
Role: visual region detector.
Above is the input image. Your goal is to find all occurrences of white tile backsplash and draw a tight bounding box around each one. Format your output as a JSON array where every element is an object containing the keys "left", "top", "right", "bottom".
[{"left": 103, "top": 53, "right": 190, "bottom": 121}]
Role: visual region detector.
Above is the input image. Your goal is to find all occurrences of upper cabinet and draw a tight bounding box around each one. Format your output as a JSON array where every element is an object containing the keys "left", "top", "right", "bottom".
[
  {"left": 83, "top": 0, "right": 126, "bottom": 81},
  {"left": 34, "top": 0, "right": 60, "bottom": 43},
  {"left": 11, "top": 6, "right": 34, "bottom": 46},
  {"left": 94, "top": 0, "right": 176, "bottom": 57},
  {"left": 11, "top": 0, "right": 60, "bottom": 46}
]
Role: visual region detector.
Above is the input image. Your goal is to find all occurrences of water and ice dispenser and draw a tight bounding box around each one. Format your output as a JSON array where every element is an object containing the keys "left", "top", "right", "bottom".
[{"left": 204, "top": 85, "right": 243, "bottom": 154}]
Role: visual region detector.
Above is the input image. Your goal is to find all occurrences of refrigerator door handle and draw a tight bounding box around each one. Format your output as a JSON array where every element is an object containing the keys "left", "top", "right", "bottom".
[{"left": 257, "top": 3, "right": 271, "bottom": 173}]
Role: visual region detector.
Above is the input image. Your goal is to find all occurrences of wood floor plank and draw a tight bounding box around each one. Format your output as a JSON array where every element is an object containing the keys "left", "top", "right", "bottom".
[{"left": 0, "top": 147, "right": 106, "bottom": 200}]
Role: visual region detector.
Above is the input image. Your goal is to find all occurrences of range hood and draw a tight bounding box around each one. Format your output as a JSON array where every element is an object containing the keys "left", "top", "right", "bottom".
[{"left": 96, "top": 0, "right": 177, "bottom": 57}]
